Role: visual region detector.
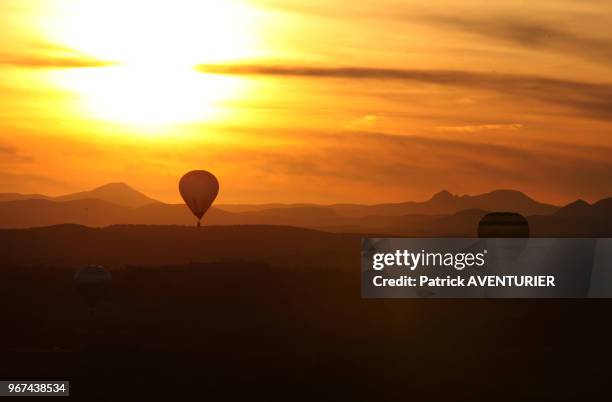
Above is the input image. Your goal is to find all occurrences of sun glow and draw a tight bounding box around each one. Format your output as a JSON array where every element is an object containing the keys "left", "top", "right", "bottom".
[
  {"left": 43, "top": 0, "right": 259, "bottom": 127},
  {"left": 52, "top": 65, "right": 243, "bottom": 128}
]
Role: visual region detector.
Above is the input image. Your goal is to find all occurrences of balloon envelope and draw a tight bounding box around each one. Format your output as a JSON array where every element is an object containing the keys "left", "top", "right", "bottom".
[
  {"left": 179, "top": 170, "right": 219, "bottom": 221},
  {"left": 478, "top": 212, "right": 530, "bottom": 238}
]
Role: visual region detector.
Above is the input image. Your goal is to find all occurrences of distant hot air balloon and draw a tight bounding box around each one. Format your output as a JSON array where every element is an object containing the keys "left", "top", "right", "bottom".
[
  {"left": 179, "top": 170, "right": 219, "bottom": 227},
  {"left": 478, "top": 212, "right": 529, "bottom": 297},
  {"left": 478, "top": 211, "right": 530, "bottom": 261},
  {"left": 74, "top": 265, "right": 112, "bottom": 313},
  {"left": 478, "top": 212, "right": 530, "bottom": 238}
]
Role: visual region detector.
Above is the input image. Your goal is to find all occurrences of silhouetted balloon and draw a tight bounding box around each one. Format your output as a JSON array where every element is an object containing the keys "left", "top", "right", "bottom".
[
  {"left": 179, "top": 170, "right": 219, "bottom": 226},
  {"left": 74, "top": 266, "right": 112, "bottom": 309},
  {"left": 478, "top": 212, "right": 529, "bottom": 238},
  {"left": 478, "top": 213, "right": 529, "bottom": 297}
]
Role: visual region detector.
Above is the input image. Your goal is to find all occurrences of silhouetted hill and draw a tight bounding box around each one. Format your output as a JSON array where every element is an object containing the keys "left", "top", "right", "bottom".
[
  {"left": 215, "top": 202, "right": 315, "bottom": 213},
  {"left": 356, "top": 213, "right": 437, "bottom": 233},
  {"left": 2, "top": 196, "right": 612, "bottom": 235},
  {"left": 527, "top": 198, "right": 612, "bottom": 236},
  {"left": 4, "top": 183, "right": 612, "bottom": 235},
  {"left": 239, "top": 206, "right": 348, "bottom": 227},
  {"left": 554, "top": 198, "right": 612, "bottom": 218},
  {"left": 0, "top": 197, "right": 499, "bottom": 234},
  {"left": 54, "top": 182, "right": 158, "bottom": 207},
  {"left": 132, "top": 202, "right": 244, "bottom": 226},
  {"left": 592, "top": 198, "right": 612, "bottom": 216},
  {"left": 0, "top": 182, "right": 158, "bottom": 208},
  {"left": 351, "top": 209, "right": 489, "bottom": 236},
  {"left": 0, "top": 198, "right": 244, "bottom": 229},
  {"left": 555, "top": 199, "right": 592, "bottom": 217},
  {"left": 328, "top": 190, "right": 558, "bottom": 217},
  {"left": 218, "top": 190, "right": 558, "bottom": 217},
  {"left": 0, "top": 193, "right": 50, "bottom": 202},
  {"left": 0, "top": 199, "right": 131, "bottom": 228},
  {"left": 1, "top": 186, "right": 560, "bottom": 228},
  {"left": 217, "top": 190, "right": 558, "bottom": 217},
  {"left": 0, "top": 224, "right": 358, "bottom": 268},
  {"left": 431, "top": 208, "right": 490, "bottom": 236}
]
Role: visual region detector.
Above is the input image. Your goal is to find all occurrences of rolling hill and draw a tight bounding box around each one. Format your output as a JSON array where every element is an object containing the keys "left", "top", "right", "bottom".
[
  {"left": 332, "top": 189, "right": 558, "bottom": 217},
  {"left": 554, "top": 197, "right": 612, "bottom": 218},
  {"left": 0, "top": 224, "right": 358, "bottom": 268},
  {"left": 53, "top": 182, "right": 158, "bottom": 207},
  {"left": 218, "top": 189, "right": 559, "bottom": 217},
  {"left": 0, "top": 182, "right": 158, "bottom": 208},
  {"left": 2, "top": 183, "right": 611, "bottom": 235}
]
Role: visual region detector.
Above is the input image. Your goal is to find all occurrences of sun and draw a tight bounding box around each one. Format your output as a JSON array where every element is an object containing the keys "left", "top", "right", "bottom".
[
  {"left": 43, "top": 0, "right": 259, "bottom": 128},
  {"left": 51, "top": 63, "right": 243, "bottom": 129}
]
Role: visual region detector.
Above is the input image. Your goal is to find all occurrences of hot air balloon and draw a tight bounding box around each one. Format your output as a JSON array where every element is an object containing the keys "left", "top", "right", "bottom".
[
  {"left": 478, "top": 212, "right": 529, "bottom": 297},
  {"left": 478, "top": 212, "right": 529, "bottom": 238},
  {"left": 179, "top": 170, "right": 219, "bottom": 227}
]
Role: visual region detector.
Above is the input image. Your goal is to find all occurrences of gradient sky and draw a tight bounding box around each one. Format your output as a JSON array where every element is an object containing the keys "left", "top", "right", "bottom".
[{"left": 1, "top": 0, "right": 611, "bottom": 204}]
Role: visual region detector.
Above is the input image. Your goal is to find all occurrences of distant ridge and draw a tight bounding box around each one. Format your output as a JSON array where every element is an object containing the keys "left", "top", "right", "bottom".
[
  {"left": 5, "top": 185, "right": 612, "bottom": 234},
  {"left": 554, "top": 199, "right": 591, "bottom": 217},
  {"left": 0, "top": 182, "right": 158, "bottom": 208},
  {"left": 54, "top": 182, "right": 158, "bottom": 208},
  {"left": 0, "top": 224, "right": 355, "bottom": 268},
  {"left": 555, "top": 198, "right": 612, "bottom": 218},
  {"left": 0, "top": 196, "right": 610, "bottom": 235},
  {"left": 0, "top": 193, "right": 50, "bottom": 202},
  {"left": 2, "top": 185, "right": 560, "bottom": 216},
  {"left": 217, "top": 189, "right": 559, "bottom": 217}
]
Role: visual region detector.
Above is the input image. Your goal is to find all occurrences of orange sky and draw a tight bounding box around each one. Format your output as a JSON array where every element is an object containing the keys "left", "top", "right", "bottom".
[{"left": 1, "top": 0, "right": 611, "bottom": 205}]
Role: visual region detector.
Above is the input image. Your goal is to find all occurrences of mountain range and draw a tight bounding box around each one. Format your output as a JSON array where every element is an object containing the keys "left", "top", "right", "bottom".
[
  {"left": 0, "top": 183, "right": 610, "bottom": 235},
  {"left": 220, "top": 189, "right": 558, "bottom": 217},
  {"left": 0, "top": 182, "right": 158, "bottom": 208}
]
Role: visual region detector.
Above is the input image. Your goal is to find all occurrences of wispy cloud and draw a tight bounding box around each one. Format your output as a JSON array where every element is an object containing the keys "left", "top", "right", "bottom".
[
  {"left": 0, "top": 170, "right": 68, "bottom": 192},
  {"left": 197, "top": 64, "right": 612, "bottom": 120},
  {"left": 0, "top": 145, "right": 16, "bottom": 154},
  {"left": 342, "top": 114, "right": 382, "bottom": 129},
  {"left": 0, "top": 54, "right": 114, "bottom": 69},
  {"left": 435, "top": 124, "right": 523, "bottom": 133},
  {"left": 209, "top": 128, "right": 612, "bottom": 203},
  {"left": 0, "top": 144, "right": 32, "bottom": 162},
  {"left": 424, "top": 15, "right": 612, "bottom": 67},
  {"left": 257, "top": 2, "right": 612, "bottom": 68},
  {"left": 0, "top": 44, "right": 114, "bottom": 69}
]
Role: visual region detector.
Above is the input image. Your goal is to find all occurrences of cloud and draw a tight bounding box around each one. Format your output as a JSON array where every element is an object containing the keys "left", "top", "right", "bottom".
[
  {"left": 0, "top": 145, "right": 17, "bottom": 154},
  {"left": 0, "top": 144, "right": 32, "bottom": 162},
  {"left": 197, "top": 64, "right": 612, "bottom": 120},
  {"left": 0, "top": 44, "right": 114, "bottom": 69},
  {"left": 435, "top": 124, "right": 523, "bottom": 133},
  {"left": 424, "top": 15, "right": 612, "bottom": 67},
  {"left": 254, "top": 2, "right": 612, "bottom": 68},
  {"left": 343, "top": 115, "right": 381, "bottom": 129},
  {"left": 349, "top": 131, "right": 612, "bottom": 202},
  {"left": 0, "top": 170, "right": 68, "bottom": 193},
  {"left": 188, "top": 126, "right": 612, "bottom": 203},
  {"left": 0, "top": 54, "right": 114, "bottom": 69}
]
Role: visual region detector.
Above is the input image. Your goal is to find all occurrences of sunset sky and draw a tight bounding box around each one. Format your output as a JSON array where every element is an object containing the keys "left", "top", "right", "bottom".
[{"left": 1, "top": 0, "right": 611, "bottom": 204}]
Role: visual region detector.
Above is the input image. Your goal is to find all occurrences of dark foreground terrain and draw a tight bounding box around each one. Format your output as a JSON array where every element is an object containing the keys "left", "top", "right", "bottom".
[{"left": 0, "top": 225, "right": 610, "bottom": 401}]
